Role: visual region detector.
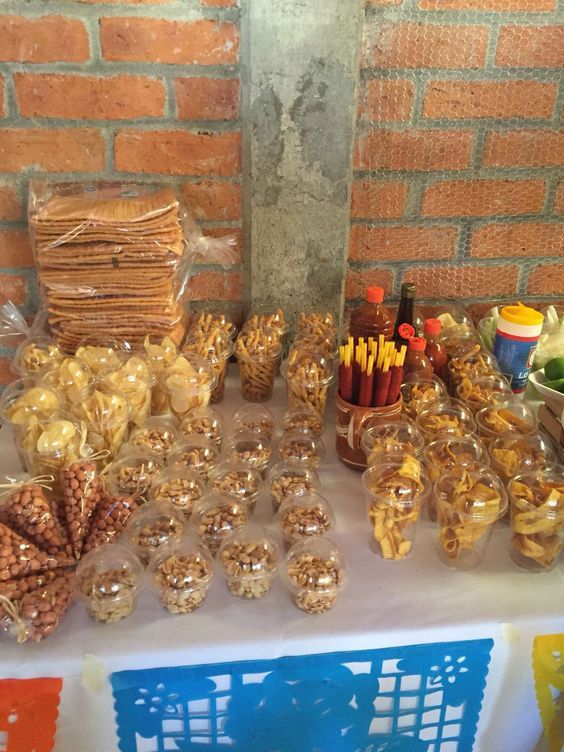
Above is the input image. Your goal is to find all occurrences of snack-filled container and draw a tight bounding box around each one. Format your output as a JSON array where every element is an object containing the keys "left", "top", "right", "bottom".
[
  {"left": 124, "top": 500, "right": 185, "bottom": 563},
  {"left": 267, "top": 460, "right": 321, "bottom": 514},
  {"left": 400, "top": 374, "right": 449, "bottom": 421},
  {"left": 192, "top": 491, "right": 249, "bottom": 556},
  {"left": 435, "top": 466, "right": 508, "bottom": 571},
  {"left": 159, "top": 354, "right": 216, "bottom": 420},
  {"left": 75, "top": 337, "right": 124, "bottom": 374},
  {"left": 360, "top": 417, "right": 424, "bottom": 466},
  {"left": 142, "top": 334, "right": 179, "bottom": 415},
  {"left": 41, "top": 357, "right": 93, "bottom": 408},
  {"left": 232, "top": 404, "right": 275, "bottom": 439},
  {"left": 282, "top": 404, "right": 325, "bottom": 437},
  {"left": 217, "top": 523, "right": 280, "bottom": 599},
  {"left": 489, "top": 433, "right": 557, "bottom": 482},
  {"left": 149, "top": 465, "right": 206, "bottom": 519},
  {"left": 275, "top": 491, "right": 335, "bottom": 549},
  {"left": 246, "top": 307, "right": 288, "bottom": 339},
  {"left": 439, "top": 322, "right": 482, "bottom": 359},
  {"left": 69, "top": 382, "right": 130, "bottom": 461},
  {"left": 101, "top": 353, "right": 156, "bottom": 426},
  {"left": 208, "top": 461, "right": 263, "bottom": 514},
  {"left": 235, "top": 327, "right": 282, "bottom": 403},
  {"left": 167, "top": 436, "right": 221, "bottom": 480},
  {"left": 448, "top": 347, "right": 499, "bottom": 390},
  {"left": 183, "top": 328, "right": 234, "bottom": 404},
  {"left": 12, "top": 335, "right": 63, "bottom": 381},
  {"left": 362, "top": 457, "right": 430, "bottom": 560},
  {"left": 18, "top": 417, "right": 81, "bottom": 478},
  {"left": 276, "top": 428, "right": 325, "bottom": 469},
  {"left": 129, "top": 416, "right": 178, "bottom": 459},
  {"left": 417, "top": 399, "right": 477, "bottom": 440},
  {"left": 149, "top": 536, "right": 214, "bottom": 614},
  {"left": 508, "top": 469, "right": 563, "bottom": 572},
  {"left": 475, "top": 401, "right": 537, "bottom": 447},
  {"left": 456, "top": 373, "right": 512, "bottom": 414},
  {"left": 297, "top": 308, "right": 335, "bottom": 334},
  {"left": 179, "top": 406, "right": 225, "bottom": 449},
  {"left": 282, "top": 349, "right": 334, "bottom": 416},
  {"left": 75, "top": 543, "right": 144, "bottom": 624},
  {"left": 281, "top": 537, "right": 346, "bottom": 615},
  {"left": 107, "top": 448, "right": 163, "bottom": 500},
  {"left": 189, "top": 308, "right": 238, "bottom": 341},
  {"left": 224, "top": 429, "right": 272, "bottom": 474},
  {"left": 291, "top": 329, "right": 338, "bottom": 360}
]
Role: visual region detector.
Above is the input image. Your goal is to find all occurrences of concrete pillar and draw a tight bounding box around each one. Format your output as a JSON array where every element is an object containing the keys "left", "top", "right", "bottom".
[{"left": 242, "top": 0, "right": 365, "bottom": 320}]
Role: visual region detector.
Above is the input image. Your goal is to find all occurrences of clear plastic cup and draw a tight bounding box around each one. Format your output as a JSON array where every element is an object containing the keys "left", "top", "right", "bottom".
[
  {"left": 475, "top": 401, "right": 537, "bottom": 447},
  {"left": 245, "top": 307, "right": 288, "bottom": 338},
  {"left": 235, "top": 325, "right": 282, "bottom": 403},
  {"left": 19, "top": 418, "right": 81, "bottom": 478},
  {"left": 208, "top": 461, "right": 263, "bottom": 514},
  {"left": 150, "top": 465, "right": 206, "bottom": 519},
  {"left": 508, "top": 468, "right": 564, "bottom": 572},
  {"left": 448, "top": 348, "right": 499, "bottom": 390},
  {"left": 400, "top": 374, "right": 449, "bottom": 420},
  {"left": 489, "top": 433, "right": 557, "bottom": 482},
  {"left": 192, "top": 491, "right": 249, "bottom": 555},
  {"left": 183, "top": 329, "right": 233, "bottom": 404},
  {"left": 101, "top": 353, "right": 156, "bottom": 426},
  {"left": 296, "top": 308, "right": 335, "bottom": 334},
  {"left": 267, "top": 460, "right": 321, "bottom": 514},
  {"left": 281, "top": 537, "right": 347, "bottom": 614},
  {"left": 141, "top": 334, "right": 179, "bottom": 415},
  {"left": 282, "top": 350, "right": 334, "bottom": 416},
  {"left": 417, "top": 399, "right": 477, "bottom": 439},
  {"left": 232, "top": 404, "right": 275, "bottom": 439},
  {"left": 439, "top": 324, "right": 482, "bottom": 359},
  {"left": 291, "top": 329, "right": 338, "bottom": 360},
  {"left": 129, "top": 416, "right": 178, "bottom": 459},
  {"left": 107, "top": 448, "right": 164, "bottom": 500},
  {"left": 75, "top": 543, "right": 144, "bottom": 624},
  {"left": 12, "top": 335, "right": 63, "bottom": 381},
  {"left": 362, "top": 459, "right": 430, "bottom": 560},
  {"left": 75, "top": 337, "right": 124, "bottom": 374},
  {"left": 167, "top": 436, "right": 221, "bottom": 480},
  {"left": 361, "top": 417, "right": 424, "bottom": 466},
  {"left": 435, "top": 465, "right": 508, "bottom": 570},
  {"left": 276, "top": 428, "right": 325, "bottom": 469},
  {"left": 456, "top": 374, "right": 512, "bottom": 414},
  {"left": 179, "top": 406, "right": 225, "bottom": 449},
  {"left": 224, "top": 429, "right": 272, "bottom": 474},
  {"left": 159, "top": 354, "right": 216, "bottom": 420},
  {"left": 124, "top": 500, "right": 185, "bottom": 563},
  {"left": 217, "top": 523, "right": 280, "bottom": 599},
  {"left": 149, "top": 536, "right": 214, "bottom": 614},
  {"left": 282, "top": 404, "right": 325, "bottom": 436},
  {"left": 40, "top": 357, "right": 93, "bottom": 407},
  {"left": 69, "top": 382, "right": 130, "bottom": 461},
  {"left": 276, "top": 491, "right": 335, "bottom": 549},
  {"left": 189, "top": 308, "right": 238, "bottom": 341}
]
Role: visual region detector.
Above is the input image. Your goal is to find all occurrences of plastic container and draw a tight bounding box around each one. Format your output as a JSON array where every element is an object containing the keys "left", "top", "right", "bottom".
[
  {"left": 245, "top": 307, "right": 288, "bottom": 338},
  {"left": 424, "top": 319, "right": 448, "bottom": 379},
  {"left": 456, "top": 373, "right": 512, "bottom": 414},
  {"left": 124, "top": 500, "right": 185, "bottom": 563},
  {"left": 493, "top": 303, "right": 544, "bottom": 393},
  {"left": 235, "top": 328, "right": 282, "bottom": 403},
  {"left": 129, "top": 416, "right": 178, "bottom": 458},
  {"left": 475, "top": 401, "right": 537, "bottom": 446},
  {"left": 276, "top": 428, "right": 325, "bottom": 469},
  {"left": 276, "top": 491, "right": 335, "bottom": 549},
  {"left": 19, "top": 418, "right": 81, "bottom": 478},
  {"left": 149, "top": 465, "right": 206, "bottom": 519},
  {"left": 349, "top": 286, "right": 394, "bottom": 341},
  {"left": 281, "top": 537, "right": 347, "bottom": 614},
  {"left": 107, "top": 448, "right": 163, "bottom": 500},
  {"left": 149, "top": 536, "right": 214, "bottom": 614},
  {"left": 282, "top": 404, "right": 325, "bottom": 436},
  {"left": 179, "top": 406, "right": 225, "bottom": 449},
  {"left": 208, "top": 461, "right": 263, "bottom": 514},
  {"left": 75, "top": 543, "right": 144, "bottom": 624},
  {"left": 403, "top": 337, "right": 433, "bottom": 379},
  {"left": 266, "top": 460, "right": 321, "bottom": 514},
  {"left": 183, "top": 328, "right": 234, "bottom": 404},
  {"left": 224, "top": 429, "right": 272, "bottom": 474},
  {"left": 0, "top": 379, "right": 61, "bottom": 452},
  {"left": 435, "top": 466, "right": 508, "bottom": 570},
  {"left": 189, "top": 308, "right": 238, "bottom": 341},
  {"left": 159, "top": 354, "right": 216, "bottom": 420},
  {"left": 100, "top": 353, "right": 156, "bottom": 426},
  {"left": 448, "top": 347, "right": 499, "bottom": 390},
  {"left": 75, "top": 337, "right": 123, "bottom": 374},
  {"left": 417, "top": 399, "right": 477, "bottom": 439},
  {"left": 292, "top": 329, "right": 338, "bottom": 360},
  {"left": 40, "top": 357, "right": 93, "bottom": 408},
  {"left": 69, "top": 382, "right": 130, "bottom": 460},
  {"left": 297, "top": 308, "right": 335, "bottom": 334},
  {"left": 141, "top": 334, "right": 179, "bottom": 415},
  {"left": 217, "top": 523, "right": 280, "bottom": 599},
  {"left": 167, "top": 436, "right": 221, "bottom": 480},
  {"left": 400, "top": 374, "right": 449, "bottom": 420},
  {"left": 489, "top": 433, "right": 557, "bottom": 482},
  {"left": 282, "top": 350, "right": 334, "bottom": 415},
  {"left": 12, "top": 335, "right": 63, "bottom": 380},
  {"left": 360, "top": 417, "right": 424, "bottom": 466},
  {"left": 232, "top": 404, "right": 275, "bottom": 439},
  {"left": 362, "top": 459, "right": 430, "bottom": 560},
  {"left": 192, "top": 491, "right": 249, "bottom": 555}
]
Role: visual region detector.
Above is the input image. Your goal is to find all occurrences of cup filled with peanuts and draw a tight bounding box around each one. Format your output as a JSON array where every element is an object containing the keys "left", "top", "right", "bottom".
[
  {"left": 129, "top": 416, "right": 179, "bottom": 460},
  {"left": 266, "top": 459, "right": 321, "bottom": 514},
  {"left": 150, "top": 465, "right": 207, "bottom": 519},
  {"left": 224, "top": 429, "right": 273, "bottom": 475},
  {"left": 275, "top": 491, "right": 335, "bottom": 549},
  {"left": 124, "top": 500, "right": 185, "bottom": 564},
  {"left": 208, "top": 460, "right": 264, "bottom": 515},
  {"left": 192, "top": 491, "right": 249, "bottom": 556},
  {"left": 149, "top": 536, "right": 215, "bottom": 614},
  {"left": 275, "top": 428, "right": 325, "bottom": 469},
  {"left": 167, "top": 435, "right": 221, "bottom": 481},
  {"left": 217, "top": 523, "right": 280, "bottom": 599},
  {"left": 179, "top": 406, "right": 225, "bottom": 450}
]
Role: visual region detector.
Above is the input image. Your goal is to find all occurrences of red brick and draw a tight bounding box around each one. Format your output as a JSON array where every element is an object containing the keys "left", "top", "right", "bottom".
[
  {"left": 345, "top": 269, "right": 394, "bottom": 300},
  {"left": 0, "top": 129, "right": 105, "bottom": 173},
  {"left": 363, "top": 21, "right": 488, "bottom": 69},
  {"left": 0, "top": 357, "right": 15, "bottom": 386},
  {"left": 0, "top": 231, "right": 33, "bottom": 267},
  {"left": 101, "top": 18, "right": 239, "bottom": 65},
  {"left": 496, "top": 26, "right": 564, "bottom": 68},
  {"left": 182, "top": 181, "right": 241, "bottom": 221},
  {"left": 555, "top": 182, "right": 564, "bottom": 214},
  {"left": 115, "top": 130, "right": 241, "bottom": 177},
  {"left": 471, "top": 223, "right": 564, "bottom": 258},
  {"left": 483, "top": 130, "right": 564, "bottom": 168},
  {"left": 402, "top": 264, "right": 518, "bottom": 298},
  {"left": 200, "top": 0, "right": 236, "bottom": 5},
  {"left": 202, "top": 227, "right": 243, "bottom": 262},
  {"left": 0, "top": 184, "right": 21, "bottom": 221},
  {"left": 0, "top": 16, "right": 89, "bottom": 63},
  {"left": 351, "top": 180, "right": 407, "bottom": 219},
  {"left": 423, "top": 80, "right": 556, "bottom": 120},
  {"left": 188, "top": 271, "right": 242, "bottom": 301},
  {"left": 422, "top": 180, "right": 545, "bottom": 217},
  {"left": 355, "top": 130, "right": 472, "bottom": 171},
  {"left": 15, "top": 74, "right": 165, "bottom": 120},
  {"left": 0, "top": 274, "right": 28, "bottom": 306},
  {"left": 176, "top": 78, "right": 239, "bottom": 121},
  {"left": 421, "top": 0, "right": 554, "bottom": 9},
  {"left": 528, "top": 263, "right": 564, "bottom": 295},
  {"left": 349, "top": 225, "right": 457, "bottom": 261},
  {"left": 358, "top": 80, "right": 414, "bottom": 121}
]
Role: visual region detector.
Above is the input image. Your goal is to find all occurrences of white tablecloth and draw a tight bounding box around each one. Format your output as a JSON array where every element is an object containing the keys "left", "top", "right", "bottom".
[{"left": 0, "top": 367, "right": 562, "bottom": 752}]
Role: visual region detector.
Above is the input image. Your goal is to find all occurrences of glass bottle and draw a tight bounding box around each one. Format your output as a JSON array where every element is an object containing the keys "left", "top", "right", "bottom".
[{"left": 393, "top": 283, "right": 416, "bottom": 345}]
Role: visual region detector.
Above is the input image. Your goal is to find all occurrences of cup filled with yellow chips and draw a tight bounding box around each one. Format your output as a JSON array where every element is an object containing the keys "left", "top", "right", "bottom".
[
  {"left": 456, "top": 373, "right": 512, "bottom": 415},
  {"left": 75, "top": 336, "right": 125, "bottom": 375},
  {"left": 475, "top": 401, "right": 537, "bottom": 447},
  {"left": 434, "top": 466, "right": 507, "bottom": 570},
  {"left": 41, "top": 357, "right": 93, "bottom": 409},
  {"left": 417, "top": 399, "right": 476, "bottom": 440},
  {"left": 142, "top": 335, "right": 179, "bottom": 415},
  {"left": 360, "top": 417, "right": 424, "bottom": 467},
  {"left": 159, "top": 354, "right": 216, "bottom": 421},
  {"left": 101, "top": 353, "right": 156, "bottom": 427},
  {"left": 362, "top": 455, "right": 430, "bottom": 560},
  {"left": 508, "top": 469, "right": 564, "bottom": 572},
  {"left": 447, "top": 345, "right": 499, "bottom": 391},
  {"left": 400, "top": 374, "right": 449, "bottom": 420},
  {"left": 18, "top": 417, "right": 81, "bottom": 480},
  {"left": 12, "top": 335, "right": 63, "bottom": 383},
  {"left": 70, "top": 382, "right": 130, "bottom": 462},
  {"left": 489, "top": 433, "right": 557, "bottom": 483}
]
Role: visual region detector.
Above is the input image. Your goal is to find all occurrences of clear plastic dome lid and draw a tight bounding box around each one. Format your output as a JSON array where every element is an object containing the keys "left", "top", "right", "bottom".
[
  {"left": 435, "top": 465, "right": 508, "bottom": 521},
  {"left": 129, "top": 416, "right": 179, "bottom": 456},
  {"left": 71, "top": 382, "right": 130, "bottom": 429},
  {"left": 150, "top": 464, "right": 207, "bottom": 517},
  {"left": 297, "top": 308, "right": 335, "bottom": 332},
  {"left": 167, "top": 436, "right": 221, "bottom": 477},
  {"left": 217, "top": 523, "right": 280, "bottom": 579},
  {"left": 232, "top": 404, "right": 275, "bottom": 439},
  {"left": 180, "top": 406, "right": 225, "bottom": 447},
  {"left": 149, "top": 535, "right": 214, "bottom": 590},
  {"left": 189, "top": 308, "right": 238, "bottom": 340},
  {"left": 276, "top": 491, "right": 335, "bottom": 541},
  {"left": 400, "top": 374, "right": 449, "bottom": 419},
  {"left": 183, "top": 328, "right": 234, "bottom": 362},
  {"left": 124, "top": 499, "right": 185, "bottom": 555},
  {"left": 417, "top": 399, "right": 477, "bottom": 438},
  {"left": 245, "top": 306, "right": 288, "bottom": 335},
  {"left": 192, "top": 491, "right": 249, "bottom": 544},
  {"left": 475, "top": 401, "right": 537, "bottom": 437},
  {"left": 142, "top": 334, "right": 178, "bottom": 370},
  {"left": 423, "top": 435, "right": 488, "bottom": 474},
  {"left": 282, "top": 349, "right": 334, "bottom": 387},
  {"left": 75, "top": 335, "right": 127, "bottom": 373},
  {"left": 12, "top": 335, "right": 63, "bottom": 376},
  {"left": 282, "top": 404, "right": 325, "bottom": 436},
  {"left": 0, "top": 380, "right": 60, "bottom": 426},
  {"left": 160, "top": 354, "right": 216, "bottom": 393},
  {"left": 235, "top": 326, "right": 283, "bottom": 362},
  {"left": 362, "top": 456, "right": 431, "bottom": 506},
  {"left": 508, "top": 468, "right": 564, "bottom": 519},
  {"left": 489, "top": 433, "right": 557, "bottom": 480},
  {"left": 361, "top": 417, "right": 424, "bottom": 461},
  {"left": 276, "top": 428, "right": 325, "bottom": 467},
  {"left": 291, "top": 330, "right": 338, "bottom": 359},
  {"left": 225, "top": 429, "right": 272, "bottom": 469},
  {"left": 101, "top": 353, "right": 157, "bottom": 391},
  {"left": 457, "top": 373, "right": 512, "bottom": 412},
  {"left": 75, "top": 543, "right": 144, "bottom": 602},
  {"left": 107, "top": 448, "right": 164, "bottom": 497},
  {"left": 282, "top": 536, "right": 347, "bottom": 593},
  {"left": 41, "top": 357, "right": 93, "bottom": 401},
  {"left": 209, "top": 460, "right": 263, "bottom": 503}
]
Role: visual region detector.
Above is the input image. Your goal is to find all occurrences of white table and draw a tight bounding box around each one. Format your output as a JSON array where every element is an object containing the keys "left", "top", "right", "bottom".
[{"left": 0, "top": 367, "right": 562, "bottom": 752}]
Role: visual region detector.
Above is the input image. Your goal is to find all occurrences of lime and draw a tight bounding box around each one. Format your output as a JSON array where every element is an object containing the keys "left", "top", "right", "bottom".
[
  {"left": 543, "top": 378, "right": 564, "bottom": 394},
  {"left": 544, "top": 357, "right": 564, "bottom": 381}
]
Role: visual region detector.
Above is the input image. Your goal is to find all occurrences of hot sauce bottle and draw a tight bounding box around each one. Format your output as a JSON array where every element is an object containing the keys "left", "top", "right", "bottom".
[
  {"left": 403, "top": 337, "right": 433, "bottom": 379},
  {"left": 424, "top": 318, "right": 448, "bottom": 379},
  {"left": 349, "top": 286, "right": 394, "bottom": 342}
]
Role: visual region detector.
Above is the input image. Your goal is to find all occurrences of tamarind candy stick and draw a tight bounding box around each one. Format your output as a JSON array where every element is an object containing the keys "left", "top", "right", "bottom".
[
  {"left": 374, "top": 354, "right": 392, "bottom": 407},
  {"left": 358, "top": 354, "right": 375, "bottom": 407}
]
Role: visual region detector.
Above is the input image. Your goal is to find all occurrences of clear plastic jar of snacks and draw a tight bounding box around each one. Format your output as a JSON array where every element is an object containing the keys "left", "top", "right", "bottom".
[
  {"left": 245, "top": 307, "right": 288, "bottom": 339},
  {"left": 475, "top": 401, "right": 537, "bottom": 447},
  {"left": 224, "top": 429, "right": 272, "bottom": 474},
  {"left": 448, "top": 347, "right": 499, "bottom": 390},
  {"left": 282, "top": 349, "right": 334, "bottom": 415},
  {"left": 12, "top": 335, "right": 63, "bottom": 382},
  {"left": 489, "top": 433, "right": 557, "bottom": 482},
  {"left": 208, "top": 461, "right": 263, "bottom": 514},
  {"left": 129, "top": 416, "right": 178, "bottom": 459},
  {"left": 141, "top": 334, "right": 179, "bottom": 415},
  {"left": 124, "top": 500, "right": 185, "bottom": 563},
  {"left": 192, "top": 491, "right": 249, "bottom": 556},
  {"left": 167, "top": 436, "right": 221, "bottom": 480},
  {"left": 232, "top": 404, "right": 275, "bottom": 439},
  {"left": 179, "top": 406, "right": 225, "bottom": 449},
  {"left": 360, "top": 417, "right": 424, "bottom": 466},
  {"left": 297, "top": 308, "right": 335, "bottom": 334},
  {"left": 235, "top": 327, "right": 282, "bottom": 403},
  {"left": 291, "top": 329, "right": 338, "bottom": 360},
  {"left": 217, "top": 523, "right": 280, "bottom": 599},
  {"left": 281, "top": 537, "right": 347, "bottom": 614},
  {"left": 282, "top": 404, "right": 325, "bottom": 436},
  {"left": 101, "top": 353, "right": 156, "bottom": 427},
  {"left": 19, "top": 418, "right": 81, "bottom": 478},
  {"left": 276, "top": 428, "right": 325, "bottom": 469},
  {"left": 41, "top": 357, "right": 93, "bottom": 409},
  {"left": 456, "top": 374, "right": 512, "bottom": 414},
  {"left": 75, "top": 543, "right": 144, "bottom": 624},
  {"left": 266, "top": 460, "right": 321, "bottom": 514},
  {"left": 150, "top": 465, "right": 206, "bottom": 519},
  {"left": 400, "top": 374, "right": 449, "bottom": 421},
  {"left": 189, "top": 308, "right": 238, "bottom": 341},
  {"left": 75, "top": 336, "right": 124, "bottom": 374},
  {"left": 417, "top": 399, "right": 477, "bottom": 440},
  {"left": 276, "top": 491, "right": 335, "bottom": 549},
  {"left": 107, "top": 448, "right": 164, "bottom": 500},
  {"left": 159, "top": 354, "right": 216, "bottom": 420},
  {"left": 183, "top": 328, "right": 233, "bottom": 404},
  {"left": 69, "top": 382, "right": 130, "bottom": 461},
  {"left": 149, "top": 536, "right": 214, "bottom": 614}
]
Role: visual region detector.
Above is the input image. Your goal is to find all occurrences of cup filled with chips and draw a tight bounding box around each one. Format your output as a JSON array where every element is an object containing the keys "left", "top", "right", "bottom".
[
  {"left": 159, "top": 354, "right": 216, "bottom": 421},
  {"left": 142, "top": 335, "right": 179, "bottom": 415},
  {"left": 70, "top": 382, "right": 130, "bottom": 462},
  {"left": 400, "top": 374, "right": 449, "bottom": 421},
  {"left": 235, "top": 326, "right": 283, "bottom": 403},
  {"left": 75, "top": 336, "right": 124, "bottom": 375},
  {"left": 101, "top": 353, "right": 156, "bottom": 426},
  {"left": 456, "top": 373, "right": 512, "bottom": 414},
  {"left": 475, "top": 401, "right": 537, "bottom": 447},
  {"left": 41, "top": 356, "right": 93, "bottom": 409},
  {"left": 360, "top": 417, "right": 424, "bottom": 467},
  {"left": 448, "top": 346, "right": 499, "bottom": 391},
  {"left": 489, "top": 433, "right": 557, "bottom": 483},
  {"left": 282, "top": 349, "right": 334, "bottom": 416},
  {"left": 417, "top": 399, "right": 477, "bottom": 440},
  {"left": 18, "top": 417, "right": 81, "bottom": 479},
  {"left": 12, "top": 335, "right": 63, "bottom": 383},
  {"left": 188, "top": 308, "right": 238, "bottom": 341}
]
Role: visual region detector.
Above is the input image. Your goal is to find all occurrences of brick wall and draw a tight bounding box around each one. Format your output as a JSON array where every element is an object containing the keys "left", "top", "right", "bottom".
[
  {"left": 348, "top": 0, "right": 564, "bottom": 309},
  {"left": 0, "top": 0, "right": 242, "bottom": 383}
]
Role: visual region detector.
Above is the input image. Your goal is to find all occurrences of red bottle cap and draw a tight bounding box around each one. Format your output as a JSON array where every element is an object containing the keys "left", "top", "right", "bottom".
[
  {"left": 366, "top": 286, "right": 384, "bottom": 304},
  {"left": 408, "top": 337, "right": 427, "bottom": 352},
  {"left": 398, "top": 323, "right": 416, "bottom": 340},
  {"left": 425, "top": 318, "right": 442, "bottom": 336}
]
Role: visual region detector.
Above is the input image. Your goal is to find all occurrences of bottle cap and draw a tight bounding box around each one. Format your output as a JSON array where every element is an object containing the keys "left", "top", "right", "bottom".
[
  {"left": 398, "top": 323, "right": 416, "bottom": 340},
  {"left": 366, "top": 286, "right": 384, "bottom": 304},
  {"left": 408, "top": 337, "right": 427, "bottom": 352},
  {"left": 425, "top": 318, "right": 442, "bottom": 336},
  {"left": 500, "top": 302, "right": 544, "bottom": 327},
  {"left": 400, "top": 283, "right": 416, "bottom": 300}
]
